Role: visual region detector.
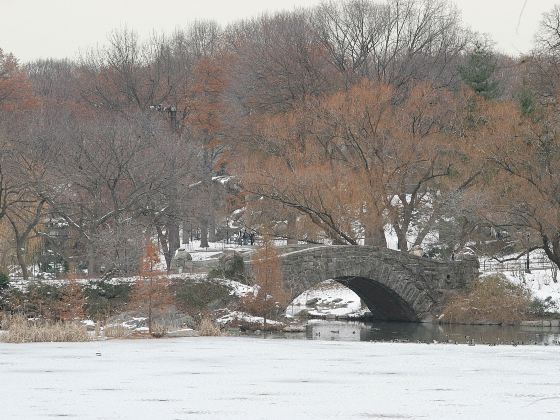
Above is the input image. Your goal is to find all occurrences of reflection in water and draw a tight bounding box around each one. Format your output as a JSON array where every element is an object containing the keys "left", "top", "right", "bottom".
[{"left": 296, "top": 320, "right": 560, "bottom": 345}]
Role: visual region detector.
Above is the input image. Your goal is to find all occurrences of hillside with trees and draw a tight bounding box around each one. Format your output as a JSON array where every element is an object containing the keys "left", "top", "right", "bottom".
[{"left": 1, "top": 0, "right": 560, "bottom": 280}]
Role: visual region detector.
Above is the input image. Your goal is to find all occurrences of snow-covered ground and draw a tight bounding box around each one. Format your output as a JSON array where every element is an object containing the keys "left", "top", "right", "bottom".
[
  {"left": 1, "top": 338, "right": 560, "bottom": 419},
  {"left": 481, "top": 250, "right": 560, "bottom": 312},
  {"left": 216, "top": 310, "right": 284, "bottom": 326},
  {"left": 286, "top": 279, "right": 365, "bottom": 318}
]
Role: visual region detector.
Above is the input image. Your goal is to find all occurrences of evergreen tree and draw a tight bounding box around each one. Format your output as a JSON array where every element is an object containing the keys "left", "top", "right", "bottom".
[
  {"left": 459, "top": 41, "right": 499, "bottom": 99},
  {"left": 518, "top": 87, "right": 537, "bottom": 117}
]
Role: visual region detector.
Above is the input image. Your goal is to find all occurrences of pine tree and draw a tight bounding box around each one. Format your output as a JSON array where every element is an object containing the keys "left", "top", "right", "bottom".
[{"left": 459, "top": 41, "right": 499, "bottom": 99}]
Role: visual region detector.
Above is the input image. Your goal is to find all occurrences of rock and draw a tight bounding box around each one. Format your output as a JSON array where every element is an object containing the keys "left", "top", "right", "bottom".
[
  {"left": 106, "top": 309, "right": 196, "bottom": 331},
  {"left": 305, "top": 298, "right": 320, "bottom": 306},
  {"left": 218, "top": 250, "right": 244, "bottom": 278},
  {"left": 171, "top": 248, "right": 193, "bottom": 273},
  {"left": 409, "top": 245, "right": 424, "bottom": 257},
  {"left": 166, "top": 329, "right": 200, "bottom": 338},
  {"left": 283, "top": 325, "right": 306, "bottom": 333},
  {"left": 332, "top": 298, "right": 343, "bottom": 303},
  {"left": 473, "top": 320, "right": 501, "bottom": 325},
  {"left": 520, "top": 320, "right": 543, "bottom": 327}
]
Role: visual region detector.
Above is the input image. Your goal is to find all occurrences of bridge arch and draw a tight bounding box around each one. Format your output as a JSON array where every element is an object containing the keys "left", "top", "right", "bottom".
[{"left": 245, "top": 245, "right": 479, "bottom": 322}]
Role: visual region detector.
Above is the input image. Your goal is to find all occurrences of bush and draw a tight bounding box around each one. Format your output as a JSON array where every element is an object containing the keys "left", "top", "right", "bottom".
[
  {"left": 198, "top": 316, "right": 221, "bottom": 336},
  {"left": 1, "top": 315, "right": 90, "bottom": 343},
  {"left": 83, "top": 280, "right": 132, "bottom": 320},
  {"left": 173, "top": 279, "right": 234, "bottom": 313},
  {"left": 24, "top": 281, "right": 64, "bottom": 319},
  {"left": 528, "top": 296, "right": 559, "bottom": 318},
  {"left": 442, "top": 274, "right": 532, "bottom": 325},
  {"left": 0, "top": 273, "right": 10, "bottom": 311},
  {"left": 208, "top": 251, "right": 245, "bottom": 281},
  {"left": 150, "top": 323, "right": 168, "bottom": 338},
  {"left": 103, "top": 324, "right": 132, "bottom": 339},
  {"left": 0, "top": 273, "right": 9, "bottom": 290}
]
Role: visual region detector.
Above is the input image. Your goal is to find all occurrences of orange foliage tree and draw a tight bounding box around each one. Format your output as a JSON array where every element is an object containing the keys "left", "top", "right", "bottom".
[
  {"left": 472, "top": 93, "right": 560, "bottom": 269},
  {"left": 238, "top": 80, "right": 475, "bottom": 250},
  {"left": 58, "top": 272, "right": 86, "bottom": 321},
  {"left": 243, "top": 237, "right": 289, "bottom": 327},
  {"left": 0, "top": 48, "right": 37, "bottom": 111},
  {"left": 129, "top": 241, "right": 174, "bottom": 334}
]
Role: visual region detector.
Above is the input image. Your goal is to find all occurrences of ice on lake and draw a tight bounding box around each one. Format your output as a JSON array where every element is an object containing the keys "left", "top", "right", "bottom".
[{"left": 1, "top": 337, "right": 560, "bottom": 419}]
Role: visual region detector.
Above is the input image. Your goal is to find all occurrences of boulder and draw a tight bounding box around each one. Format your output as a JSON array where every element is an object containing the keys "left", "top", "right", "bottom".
[
  {"left": 283, "top": 324, "right": 306, "bottom": 333},
  {"left": 305, "top": 297, "right": 320, "bottom": 307},
  {"left": 171, "top": 248, "right": 193, "bottom": 273},
  {"left": 410, "top": 245, "right": 424, "bottom": 257},
  {"left": 218, "top": 250, "right": 244, "bottom": 278}
]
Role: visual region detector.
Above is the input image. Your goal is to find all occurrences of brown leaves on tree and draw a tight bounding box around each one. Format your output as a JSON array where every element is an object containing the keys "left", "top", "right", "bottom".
[
  {"left": 239, "top": 80, "right": 472, "bottom": 249},
  {"left": 58, "top": 273, "right": 86, "bottom": 321},
  {"left": 129, "top": 242, "right": 174, "bottom": 334},
  {"left": 0, "top": 49, "right": 38, "bottom": 111},
  {"left": 243, "top": 238, "right": 289, "bottom": 325}
]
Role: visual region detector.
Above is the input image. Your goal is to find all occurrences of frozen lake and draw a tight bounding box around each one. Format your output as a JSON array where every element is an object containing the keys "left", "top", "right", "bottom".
[{"left": 1, "top": 337, "right": 560, "bottom": 419}]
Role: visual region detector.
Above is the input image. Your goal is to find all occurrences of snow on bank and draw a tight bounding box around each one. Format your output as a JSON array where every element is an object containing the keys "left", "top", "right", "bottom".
[
  {"left": 286, "top": 279, "right": 365, "bottom": 318},
  {"left": 216, "top": 310, "right": 283, "bottom": 326},
  {"left": 1, "top": 338, "right": 560, "bottom": 419},
  {"left": 491, "top": 270, "right": 560, "bottom": 312},
  {"left": 481, "top": 250, "right": 560, "bottom": 311}
]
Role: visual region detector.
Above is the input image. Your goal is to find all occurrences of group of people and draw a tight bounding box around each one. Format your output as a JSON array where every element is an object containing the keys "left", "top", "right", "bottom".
[{"left": 236, "top": 230, "right": 255, "bottom": 246}]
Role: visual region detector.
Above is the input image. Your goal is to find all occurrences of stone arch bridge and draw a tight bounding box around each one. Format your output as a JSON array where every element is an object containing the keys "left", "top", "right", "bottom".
[{"left": 244, "top": 245, "right": 479, "bottom": 322}]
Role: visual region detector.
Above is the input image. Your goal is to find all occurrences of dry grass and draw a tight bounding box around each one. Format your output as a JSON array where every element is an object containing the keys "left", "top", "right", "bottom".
[
  {"left": 150, "top": 323, "right": 167, "bottom": 338},
  {"left": 198, "top": 317, "right": 221, "bottom": 336},
  {"left": 1, "top": 315, "right": 90, "bottom": 343},
  {"left": 442, "top": 274, "right": 532, "bottom": 325},
  {"left": 103, "top": 324, "right": 132, "bottom": 339}
]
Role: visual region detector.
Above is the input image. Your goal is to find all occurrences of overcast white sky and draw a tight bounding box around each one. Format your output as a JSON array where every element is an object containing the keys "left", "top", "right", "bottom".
[{"left": 1, "top": 0, "right": 558, "bottom": 62}]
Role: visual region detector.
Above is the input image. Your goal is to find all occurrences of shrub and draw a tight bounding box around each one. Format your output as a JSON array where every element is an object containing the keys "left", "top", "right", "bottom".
[
  {"left": 198, "top": 316, "right": 221, "bottom": 336},
  {"left": 103, "top": 324, "right": 132, "bottom": 339},
  {"left": 83, "top": 280, "right": 132, "bottom": 320},
  {"left": 242, "top": 238, "right": 289, "bottom": 325},
  {"left": 150, "top": 323, "right": 167, "bottom": 338},
  {"left": 58, "top": 278, "right": 85, "bottom": 321},
  {"left": 173, "top": 279, "right": 234, "bottom": 313},
  {"left": 208, "top": 251, "right": 245, "bottom": 281},
  {"left": 1, "top": 315, "right": 90, "bottom": 343},
  {"left": 0, "top": 273, "right": 10, "bottom": 311},
  {"left": 528, "top": 296, "right": 559, "bottom": 318},
  {"left": 0, "top": 272, "right": 9, "bottom": 290},
  {"left": 442, "top": 274, "right": 532, "bottom": 325},
  {"left": 24, "top": 281, "right": 64, "bottom": 319}
]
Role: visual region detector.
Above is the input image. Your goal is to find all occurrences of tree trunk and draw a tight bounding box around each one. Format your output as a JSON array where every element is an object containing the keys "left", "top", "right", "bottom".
[
  {"left": 87, "top": 244, "right": 97, "bottom": 277},
  {"left": 542, "top": 233, "right": 560, "bottom": 271},
  {"left": 155, "top": 225, "right": 172, "bottom": 272},
  {"left": 397, "top": 232, "right": 408, "bottom": 251},
  {"left": 364, "top": 222, "right": 387, "bottom": 247},
  {"left": 167, "top": 220, "right": 180, "bottom": 259},
  {"left": 181, "top": 220, "right": 189, "bottom": 244},
  {"left": 200, "top": 219, "right": 209, "bottom": 248},
  {"left": 286, "top": 213, "right": 298, "bottom": 245},
  {"left": 208, "top": 210, "right": 216, "bottom": 243},
  {"left": 15, "top": 240, "right": 29, "bottom": 280}
]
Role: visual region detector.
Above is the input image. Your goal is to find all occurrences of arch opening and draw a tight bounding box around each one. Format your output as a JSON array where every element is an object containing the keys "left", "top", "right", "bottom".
[{"left": 335, "top": 276, "right": 419, "bottom": 322}]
